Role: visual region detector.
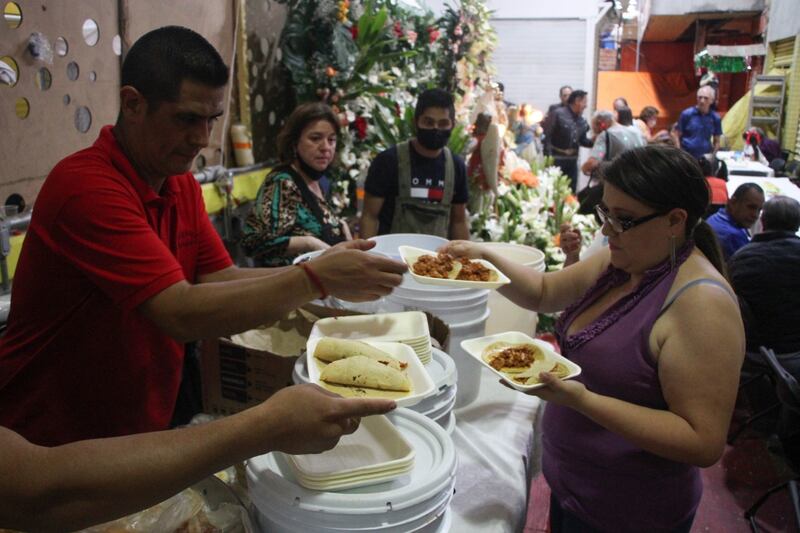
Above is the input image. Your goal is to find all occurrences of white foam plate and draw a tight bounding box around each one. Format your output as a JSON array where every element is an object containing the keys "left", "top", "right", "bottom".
[
  {"left": 285, "top": 415, "right": 414, "bottom": 481},
  {"left": 460, "top": 331, "right": 581, "bottom": 392},
  {"left": 309, "top": 312, "right": 433, "bottom": 361},
  {"left": 307, "top": 339, "right": 435, "bottom": 407},
  {"left": 427, "top": 348, "right": 456, "bottom": 389},
  {"left": 246, "top": 409, "right": 457, "bottom": 518},
  {"left": 399, "top": 245, "right": 511, "bottom": 290}
]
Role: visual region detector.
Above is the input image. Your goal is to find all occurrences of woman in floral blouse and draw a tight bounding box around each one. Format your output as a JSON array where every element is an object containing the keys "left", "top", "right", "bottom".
[{"left": 242, "top": 103, "right": 352, "bottom": 266}]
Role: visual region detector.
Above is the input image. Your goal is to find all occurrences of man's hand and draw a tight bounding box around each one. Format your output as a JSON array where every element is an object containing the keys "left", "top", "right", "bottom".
[
  {"left": 252, "top": 384, "right": 396, "bottom": 456},
  {"left": 310, "top": 241, "right": 407, "bottom": 302}
]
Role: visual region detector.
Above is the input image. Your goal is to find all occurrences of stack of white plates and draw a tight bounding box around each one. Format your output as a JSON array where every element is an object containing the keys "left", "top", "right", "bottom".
[
  {"left": 282, "top": 415, "right": 415, "bottom": 491},
  {"left": 309, "top": 311, "right": 433, "bottom": 365},
  {"left": 293, "top": 348, "right": 458, "bottom": 434},
  {"left": 247, "top": 409, "right": 457, "bottom": 533}
]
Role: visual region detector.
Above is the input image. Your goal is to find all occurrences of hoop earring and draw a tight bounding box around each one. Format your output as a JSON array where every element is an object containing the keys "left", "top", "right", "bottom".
[{"left": 670, "top": 234, "right": 677, "bottom": 270}]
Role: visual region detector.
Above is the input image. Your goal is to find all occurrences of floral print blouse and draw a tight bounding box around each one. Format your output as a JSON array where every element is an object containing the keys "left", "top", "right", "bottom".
[{"left": 241, "top": 169, "right": 344, "bottom": 266}]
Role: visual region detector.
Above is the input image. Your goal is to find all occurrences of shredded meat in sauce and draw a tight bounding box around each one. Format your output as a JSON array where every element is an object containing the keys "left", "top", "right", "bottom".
[
  {"left": 412, "top": 253, "right": 493, "bottom": 281},
  {"left": 489, "top": 345, "right": 539, "bottom": 370},
  {"left": 412, "top": 253, "right": 456, "bottom": 278},
  {"left": 456, "top": 258, "right": 491, "bottom": 281}
]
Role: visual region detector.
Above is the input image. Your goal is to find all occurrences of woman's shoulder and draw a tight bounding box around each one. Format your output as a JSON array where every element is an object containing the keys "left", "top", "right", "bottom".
[{"left": 670, "top": 252, "right": 736, "bottom": 308}]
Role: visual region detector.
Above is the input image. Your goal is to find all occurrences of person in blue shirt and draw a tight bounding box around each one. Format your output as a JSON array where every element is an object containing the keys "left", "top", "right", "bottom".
[
  {"left": 706, "top": 183, "right": 764, "bottom": 259},
  {"left": 673, "top": 86, "right": 722, "bottom": 159}
]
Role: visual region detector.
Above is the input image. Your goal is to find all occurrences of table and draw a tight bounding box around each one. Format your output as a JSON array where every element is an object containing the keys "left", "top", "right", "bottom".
[
  {"left": 716, "top": 152, "right": 775, "bottom": 178},
  {"left": 451, "top": 367, "right": 542, "bottom": 532},
  {"left": 726, "top": 176, "right": 800, "bottom": 204}
]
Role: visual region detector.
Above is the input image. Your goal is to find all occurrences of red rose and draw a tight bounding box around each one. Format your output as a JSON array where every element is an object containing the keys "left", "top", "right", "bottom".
[
  {"left": 393, "top": 21, "right": 403, "bottom": 38},
  {"left": 354, "top": 116, "right": 368, "bottom": 139},
  {"left": 428, "top": 28, "right": 440, "bottom": 43},
  {"left": 350, "top": 25, "right": 358, "bottom": 40}
]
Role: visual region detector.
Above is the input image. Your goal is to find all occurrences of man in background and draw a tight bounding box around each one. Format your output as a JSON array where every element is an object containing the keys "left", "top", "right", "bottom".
[
  {"left": 360, "top": 88, "right": 470, "bottom": 240},
  {"left": 542, "top": 85, "right": 572, "bottom": 132},
  {"left": 673, "top": 86, "right": 722, "bottom": 159},
  {"left": 544, "top": 89, "right": 592, "bottom": 192},
  {"left": 706, "top": 183, "right": 765, "bottom": 258},
  {"left": 730, "top": 195, "right": 800, "bottom": 357}
]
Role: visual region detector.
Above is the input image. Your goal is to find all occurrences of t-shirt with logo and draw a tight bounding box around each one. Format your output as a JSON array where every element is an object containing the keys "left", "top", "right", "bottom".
[{"left": 364, "top": 142, "right": 468, "bottom": 235}]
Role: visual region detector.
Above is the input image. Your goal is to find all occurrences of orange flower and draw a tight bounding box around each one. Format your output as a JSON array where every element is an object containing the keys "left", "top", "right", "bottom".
[
  {"left": 565, "top": 194, "right": 578, "bottom": 205},
  {"left": 552, "top": 233, "right": 561, "bottom": 246},
  {"left": 325, "top": 66, "right": 337, "bottom": 77},
  {"left": 510, "top": 168, "right": 534, "bottom": 186},
  {"left": 527, "top": 174, "right": 540, "bottom": 188}
]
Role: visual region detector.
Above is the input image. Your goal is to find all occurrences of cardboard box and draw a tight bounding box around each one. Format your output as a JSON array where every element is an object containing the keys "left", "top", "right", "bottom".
[{"left": 200, "top": 305, "right": 450, "bottom": 416}]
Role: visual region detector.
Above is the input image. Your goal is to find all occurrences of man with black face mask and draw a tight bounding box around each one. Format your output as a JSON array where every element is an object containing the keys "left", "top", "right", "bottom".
[{"left": 360, "top": 89, "right": 470, "bottom": 239}]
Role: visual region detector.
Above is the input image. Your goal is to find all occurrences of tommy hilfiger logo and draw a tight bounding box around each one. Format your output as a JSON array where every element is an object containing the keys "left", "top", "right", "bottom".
[{"left": 410, "top": 176, "right": 444, "bottom": 201}]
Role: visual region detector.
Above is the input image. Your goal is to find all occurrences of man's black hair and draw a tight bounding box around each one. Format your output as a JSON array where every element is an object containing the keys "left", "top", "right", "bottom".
[
  {"left": 731, "top": 182, "right": 764, "bottom": 201},
  {"left": 414, "top": 88, "right": 455, "bottom": 122},
  {"left": 121, "top": 26, "right": 229, "bottom": 109},
  {"left": 567, "top": 90, "right": 587, "bottom": 106}
]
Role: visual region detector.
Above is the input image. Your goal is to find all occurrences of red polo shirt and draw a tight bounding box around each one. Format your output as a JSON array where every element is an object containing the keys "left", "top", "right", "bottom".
[{"left": 0, "top": 126, "right": 232, "bottom": 445}]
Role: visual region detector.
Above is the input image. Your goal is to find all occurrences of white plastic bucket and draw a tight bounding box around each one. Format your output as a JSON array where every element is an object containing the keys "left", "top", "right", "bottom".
[
  {"left": 368, "top": 233, "right": 448, "bottom": 259},
  {"left": 481, "top": 243, "right": 546, "bottom": 336},
  {"left": 387, "top": 289, "right": 489, "bottom": 324},
  {"left": 448, "top": 307, "right": 491, "bottom": 407},
  {"left": 480, "top": 242, "right": 545, "bottom": 268}
]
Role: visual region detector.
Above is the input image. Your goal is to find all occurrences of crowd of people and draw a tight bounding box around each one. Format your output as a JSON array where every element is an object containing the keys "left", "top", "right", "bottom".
[{"left": 0, "top": 22, "right": 796, "bottom": 533}]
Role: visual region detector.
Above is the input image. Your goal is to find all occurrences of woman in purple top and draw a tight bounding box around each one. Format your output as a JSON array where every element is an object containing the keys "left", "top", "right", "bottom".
[{"left": 443, "top": 145, "right": 743, "bottom": 532}]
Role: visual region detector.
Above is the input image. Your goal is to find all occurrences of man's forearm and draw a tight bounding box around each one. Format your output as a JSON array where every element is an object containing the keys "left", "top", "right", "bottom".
[
  {"left": 148, "top": 267, "right": 318, "bottom": 342},
  {"left": 360, "top": 215, "right": 379, "bottom": 239},
  {"left": 200, "top": 264, "right": 293, "bottom": 283},
  {"left": 5, "top": 412, "right": 263, "bottom": 532}
]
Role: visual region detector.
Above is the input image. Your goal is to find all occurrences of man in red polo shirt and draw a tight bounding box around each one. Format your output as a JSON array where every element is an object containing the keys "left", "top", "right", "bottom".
[{"left": 0, "top": 26, "right": 405, "bottom": 446}]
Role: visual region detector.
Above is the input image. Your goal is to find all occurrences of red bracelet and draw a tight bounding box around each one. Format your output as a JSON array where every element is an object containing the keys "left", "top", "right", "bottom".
[{"left": 298, "top": 262, "right": 328, "bottom": 299}]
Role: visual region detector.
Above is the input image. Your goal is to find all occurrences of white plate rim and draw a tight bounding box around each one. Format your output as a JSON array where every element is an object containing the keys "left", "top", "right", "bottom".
[
  {"left": 460, "top": 331, "right": 581, "bottom": 391},
  {"left": 398, "top": 245, "right": 511, "bottom": 289}
]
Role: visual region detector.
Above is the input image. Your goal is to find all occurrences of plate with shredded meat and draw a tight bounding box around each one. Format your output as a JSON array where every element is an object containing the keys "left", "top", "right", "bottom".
[
  {"left": 399, "top": 245, "right": 510, "bottom": 289},
  {"left": 460, "top": 331, "right": 581, "bottom": 391}
]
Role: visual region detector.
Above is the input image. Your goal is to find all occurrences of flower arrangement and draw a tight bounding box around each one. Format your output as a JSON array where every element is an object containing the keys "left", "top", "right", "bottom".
[{"left": 470, "top": 159, "right": 599, "bottom": 271}]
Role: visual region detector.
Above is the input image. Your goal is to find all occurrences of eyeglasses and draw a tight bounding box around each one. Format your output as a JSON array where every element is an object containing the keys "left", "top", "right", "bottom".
[{"left": 595, "top": 204, "right": 668, "bottom": 233}]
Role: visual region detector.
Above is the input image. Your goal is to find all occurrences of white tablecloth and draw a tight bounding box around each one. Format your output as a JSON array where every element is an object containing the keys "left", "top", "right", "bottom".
[{"left": 451, "top": 367, "right": 542, "bottom": 532}]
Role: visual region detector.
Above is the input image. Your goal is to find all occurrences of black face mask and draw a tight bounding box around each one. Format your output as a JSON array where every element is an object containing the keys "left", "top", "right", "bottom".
[
  {"left": 416, "top": 128, "right": 452, "bottom": 151},
  {"left": 296, "top": 154, "right": 326, "bottom": 181}
]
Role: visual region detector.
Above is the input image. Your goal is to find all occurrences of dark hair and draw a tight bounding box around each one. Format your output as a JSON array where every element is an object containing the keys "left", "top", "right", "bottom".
[
  {"left": 121, "top": 26, "right": 229, "bottom": 109},
  {"left": 601, "top": 145, "right": 727, "bottom": 275},
  {"left": 761, "top": 196, "right": 800, "bottom": 232},
  {"left": 730, "top": 182, "right": 764, "bottom": 201},
  {"left": 617, "top": 107, "right": 633, "bottom": 126},
  {"left": 559, "top": 85, "right": 573, "bottom": 96},
  {"left": 497, "top": 82, "right": 505, "bottom": 93},
  {"left": 276, "top": 102, "right": 340, "bottom": 164},
  {"left": 639, "top": 106, "right": 659, "bottom": 121},
  {"left": 697, "top": 156, "right": 713, "bottom": 176},
  {"left": 613, "top": 97, "right": 629, "bottom": 110},
  {"left": 567, "top": 90, "right": 587, "bottom": 105},
  {"left": 414, "top": 88, "right": 455, "bottom": 122}
]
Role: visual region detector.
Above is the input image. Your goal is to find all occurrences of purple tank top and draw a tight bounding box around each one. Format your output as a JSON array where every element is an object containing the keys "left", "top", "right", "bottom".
[{"left": 542, "top": 243, "right": 703, "bottom": 532}]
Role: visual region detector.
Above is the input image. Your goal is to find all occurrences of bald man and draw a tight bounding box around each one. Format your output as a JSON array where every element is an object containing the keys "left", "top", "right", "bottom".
[{"left": 673, "top": 86, "right": 721, "bottom": 159}]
